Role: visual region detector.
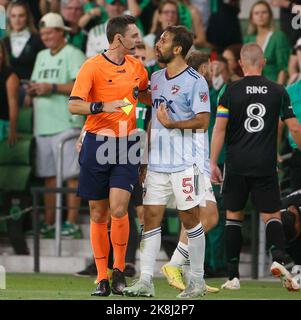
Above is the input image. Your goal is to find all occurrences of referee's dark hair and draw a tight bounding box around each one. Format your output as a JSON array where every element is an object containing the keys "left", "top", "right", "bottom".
[
  {"left": 106, "top": 15, "right": 137, "bottom": 44},
  {"left": 165, "top": 25, "right": 194, "bottom": 58}
]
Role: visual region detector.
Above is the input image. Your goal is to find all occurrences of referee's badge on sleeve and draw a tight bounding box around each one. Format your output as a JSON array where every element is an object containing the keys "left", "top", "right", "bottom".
[{"left": 133, "top": 86, "right": 139, "bottom": 100}]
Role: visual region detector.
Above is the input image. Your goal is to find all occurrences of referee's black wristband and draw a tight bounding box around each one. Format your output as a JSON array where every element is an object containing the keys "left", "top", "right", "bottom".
[
  {"left": 90, "top": 101, "right": 104, "bottom": 114},
  {"left": 51, "top": 83, "right": 58, "bottom": 94}
]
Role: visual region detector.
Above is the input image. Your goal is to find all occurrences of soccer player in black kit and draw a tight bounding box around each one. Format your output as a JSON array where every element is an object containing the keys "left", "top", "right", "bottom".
[{"left": 210, "top": 43, "right": 301, "bottom": 291}]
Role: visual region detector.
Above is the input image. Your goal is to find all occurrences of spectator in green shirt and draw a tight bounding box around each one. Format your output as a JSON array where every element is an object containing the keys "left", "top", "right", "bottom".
[
  {"left": 244, "top": 0, "right": 291, "bottom": 84},
  {"left": 286, "top": 40, "right": 301, "bottom": 190},
  {"left": 149, "top": 0, "right": 207, "bottom": 49},
  {"left": 61, "top": 0, "right": 87, "bottom": 53},
  {"left": 26, "top": 13, "right": 86, "bottom": 239},
  {"left": 78, "top": 0, "right": 109, "bottom": 32},
  {"left": 177, "top": 0, "right": 207, "bottom": 48}
]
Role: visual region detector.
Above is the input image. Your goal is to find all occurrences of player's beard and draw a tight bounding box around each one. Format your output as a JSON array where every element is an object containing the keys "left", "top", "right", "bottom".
[{"left": 157, "top": 49, "right": 175, "bottom": 64}]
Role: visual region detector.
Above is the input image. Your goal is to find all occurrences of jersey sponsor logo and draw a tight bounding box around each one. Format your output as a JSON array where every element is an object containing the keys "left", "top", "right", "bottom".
[
  {"left": 116, "top": 69, "right": 126, "bottom": 73},
  {"left": 244, "top": 103, "right": 266, "bottom": 133},
  {"left": 153, "top": 84, "right": 158, "bottom": 91},
  {"left": 133, "top": 86, "right": 139, "bottom": 100},
  {"left": 136, "top": 106, "right": 147, "bottom": 120},
  {"left": 152, "top": 96, "right": 175, "bottom": 113},
  {"left": 38, "top": 69, "right": 60, "bottom": 79},
  {"left": 185, "top": 195, "right": 194, "bottom": 201},
  {"left": 246, "top": 86, "right": 268, "bottom": 94},
  {"left": 199, "top": 91, "right": 208, "bottom": 102},
  {"left": 171, "top": 85, "right": 180, "bottom": 95}
]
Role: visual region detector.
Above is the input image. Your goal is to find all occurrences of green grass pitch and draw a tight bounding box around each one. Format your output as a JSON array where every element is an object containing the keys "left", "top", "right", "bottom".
[{"left": 0, "top": 274, "right": 300, "bottom": 300}]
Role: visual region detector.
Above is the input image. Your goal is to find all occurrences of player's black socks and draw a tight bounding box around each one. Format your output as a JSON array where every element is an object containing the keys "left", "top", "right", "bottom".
[
  {"left": 266, "top": 218, "right": 286, "bottom": 263},
  {"left": 225, "top": 219, "right": 243, "bottom": 280}
]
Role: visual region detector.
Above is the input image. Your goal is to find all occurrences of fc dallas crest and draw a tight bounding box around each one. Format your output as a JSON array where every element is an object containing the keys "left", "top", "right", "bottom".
[
  {"left": 199, "top": 91, "right": 208, "bottom": 102},
  {"left": 171, "top": 85, "right": 180, "bottom": 94}
]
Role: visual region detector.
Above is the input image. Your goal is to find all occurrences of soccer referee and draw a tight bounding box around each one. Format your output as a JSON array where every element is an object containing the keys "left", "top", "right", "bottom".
[{"left": 69, "top": 15, "right": 150, "bottom": 297}]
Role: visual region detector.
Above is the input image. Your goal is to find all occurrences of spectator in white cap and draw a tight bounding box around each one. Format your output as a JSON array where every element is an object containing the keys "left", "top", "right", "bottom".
[{"left": 25, "top": 12, "right": 86, "bottom": 239}]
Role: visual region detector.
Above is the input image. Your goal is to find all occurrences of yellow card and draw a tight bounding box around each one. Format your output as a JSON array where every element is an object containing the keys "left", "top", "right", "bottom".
[{"left": 121, "top": 98, "right": 133, "bottom": 115}]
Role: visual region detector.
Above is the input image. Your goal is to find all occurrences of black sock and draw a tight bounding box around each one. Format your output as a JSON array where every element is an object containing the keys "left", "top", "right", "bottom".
[
  {"left": 266, "top": 219, "right": 286, "bottom": 263},
  {"left": 225, "top": 219, "right": 243, "bottom": 280}
]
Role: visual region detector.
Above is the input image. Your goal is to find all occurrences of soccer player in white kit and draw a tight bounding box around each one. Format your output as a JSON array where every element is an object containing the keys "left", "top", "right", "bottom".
[{"left": 123, "top": 26, "right": 210, "bottom": 299}]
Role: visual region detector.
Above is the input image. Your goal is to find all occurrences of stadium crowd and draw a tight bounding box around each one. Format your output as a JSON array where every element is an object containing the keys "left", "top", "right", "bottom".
[{"left": 0, "top": 0, "right": 301, "bottom": 298}]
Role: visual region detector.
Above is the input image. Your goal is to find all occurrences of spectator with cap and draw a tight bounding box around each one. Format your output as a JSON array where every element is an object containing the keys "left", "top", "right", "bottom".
[
  {"left": 85, "top": 0, "right": 126, "bottom": 58},
  {"left": 25, "top": 12, "right": 86, "bottom": 238}
]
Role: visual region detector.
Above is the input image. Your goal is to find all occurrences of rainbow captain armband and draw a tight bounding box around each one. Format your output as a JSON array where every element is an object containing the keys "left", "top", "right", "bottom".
[{"left": 216, "top": 105, "right": 229, "bottom": 118}]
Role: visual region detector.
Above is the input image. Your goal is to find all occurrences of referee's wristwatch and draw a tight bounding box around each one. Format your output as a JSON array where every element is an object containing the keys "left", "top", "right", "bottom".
[{"left": 90, "top": 101, "right": 104, "bottom": 114}]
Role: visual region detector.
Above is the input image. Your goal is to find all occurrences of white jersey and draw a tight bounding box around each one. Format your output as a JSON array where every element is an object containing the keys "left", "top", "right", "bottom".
[
  {"left": 85, "top": 21, "right": 109, "bottom": 58},
  {"left": 148, "top": 66, "right": 210, "bottom": 173}
]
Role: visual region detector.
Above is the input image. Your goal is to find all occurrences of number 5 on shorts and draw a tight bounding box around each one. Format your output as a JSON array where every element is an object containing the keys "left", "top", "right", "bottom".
[{"left": 182, "top": 178, "right": 193, "bottom": 194}]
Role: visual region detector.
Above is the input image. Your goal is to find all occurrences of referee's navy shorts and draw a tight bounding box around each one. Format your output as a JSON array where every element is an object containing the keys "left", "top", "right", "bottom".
[{"left": 78, "top": 132, "right": 140, "bottom": 200}]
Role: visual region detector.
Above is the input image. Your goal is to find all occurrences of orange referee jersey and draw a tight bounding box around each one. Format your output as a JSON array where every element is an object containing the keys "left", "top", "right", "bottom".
[{"left": 70, "top": 53, "right": 149, "bottom": 137}]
